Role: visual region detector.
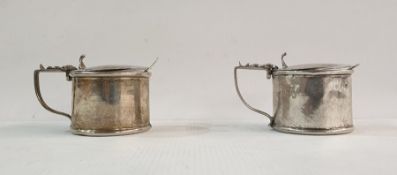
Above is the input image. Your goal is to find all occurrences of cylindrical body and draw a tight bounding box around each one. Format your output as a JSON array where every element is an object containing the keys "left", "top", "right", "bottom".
[
  {"left": 70, "top": 76, "right": 150, "bottom": 136},
  {"left": 271, "top": 71, "right": 353, "bottom": 134}
]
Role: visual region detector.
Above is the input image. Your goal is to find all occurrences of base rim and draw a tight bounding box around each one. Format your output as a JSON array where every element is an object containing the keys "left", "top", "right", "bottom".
[
  {"left": 271, "top": 125, "right": 353, "bottom": 135},
  {"left": 70, "top": 124, "right": 151, "bottom": 136}
]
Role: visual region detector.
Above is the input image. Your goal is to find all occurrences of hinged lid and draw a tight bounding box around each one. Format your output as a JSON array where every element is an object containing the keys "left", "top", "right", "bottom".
[
  {"left": 273, "top": 53, "right": 359, "bottom": 75},
  {"left": 69, "top": 55, "right": 155, "bottom": 78},
  {"left": 280, "top": 63, "right": 357, "bottom": 71},
  {"left": 83, "top": 65, "right": 147, "bottom": 72}
]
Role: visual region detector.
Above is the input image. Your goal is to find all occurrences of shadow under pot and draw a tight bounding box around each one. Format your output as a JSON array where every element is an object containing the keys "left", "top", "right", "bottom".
[
  {"left": 34, "top": 55, "right": 154, "bottom": 136},
  {"left": 234, "top": 53, "right": 359, "bottom": 135}
]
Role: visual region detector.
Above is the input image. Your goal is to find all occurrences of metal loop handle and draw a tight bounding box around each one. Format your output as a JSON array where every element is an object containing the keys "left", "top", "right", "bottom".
[
  {"left": 34, "top": 65, "right": 77, "bottom": 119},
  {"left": 234, "top": 63, "right": 277, "bottom": 121}
]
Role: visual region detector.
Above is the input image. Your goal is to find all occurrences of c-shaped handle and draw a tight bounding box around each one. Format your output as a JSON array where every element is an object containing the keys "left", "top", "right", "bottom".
[
  {"left": 234, "top": 63, "right": 277, "bottom": 121},
  {"left": 34, "top": 65, "right": 77, "bottom": 119}
]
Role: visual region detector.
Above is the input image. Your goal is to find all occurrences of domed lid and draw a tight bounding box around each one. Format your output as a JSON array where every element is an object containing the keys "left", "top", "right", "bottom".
[{"left": 69, "top": 55, "right": 157, "bottom": 77}]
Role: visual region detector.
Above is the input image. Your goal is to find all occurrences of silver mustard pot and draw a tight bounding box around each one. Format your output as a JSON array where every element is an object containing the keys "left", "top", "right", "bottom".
[
  {"left": 34, "top": 55, "right": 156, "bottom": 136},
  {"left": 234, "top": 53, "right": 359, "bottom": 135}
]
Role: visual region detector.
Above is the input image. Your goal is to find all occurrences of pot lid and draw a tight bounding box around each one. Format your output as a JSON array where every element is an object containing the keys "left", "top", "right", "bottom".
[
  {"left": 274, "top": 52, "right": 358, "bottom": 73},
  {"left": 69, "top": 55, "right": 157, "bottom": 77},
  {"left": 280, "top": 63, "right": 358, "bottom": 71},
  {"left": 82, "top": 65, "right": 147, "bottom": 72}
]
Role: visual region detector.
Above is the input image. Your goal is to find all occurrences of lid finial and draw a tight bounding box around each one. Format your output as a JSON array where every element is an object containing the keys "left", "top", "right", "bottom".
[
  {"left": 281, "top": 52, "right": 288, "bottom": 69},
  {"left": 79, "top": 54, "right": 86, "bottom": 69}
]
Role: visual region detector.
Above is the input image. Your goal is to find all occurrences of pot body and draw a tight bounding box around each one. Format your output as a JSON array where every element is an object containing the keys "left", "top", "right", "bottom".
[
  {"left": 70, "top": 76, "right": 151, "bottom": 136},
  {"left": 234, "top": 60, "right": 357, "bottom": 135},
  {"left": 271, "top": 74, "right": 353, "bottom": 134},
  {"left": 34, "top": 57, "right": 154, "bottom": 136}
]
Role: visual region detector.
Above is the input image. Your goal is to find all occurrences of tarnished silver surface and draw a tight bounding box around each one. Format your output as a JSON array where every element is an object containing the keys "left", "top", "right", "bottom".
[
  {"left": 71, "top": 77, "right": 150, "bottom": 136},
  {"left": 34, "top": 55, "right": 153, "bottom": 136},
  {"left": 234, "top": 52, "right": 358, "bottom": 135},
  {"left": 271, "top": 74, "right": 353, "bottom": 134}
]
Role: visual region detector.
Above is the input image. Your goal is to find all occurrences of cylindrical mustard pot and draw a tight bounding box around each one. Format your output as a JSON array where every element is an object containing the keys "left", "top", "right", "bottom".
[
  {"left": 234, "top": 53, "right": 359, "bottom": 135},
  {"left": 34, "top": 55, "right": 156, "bottom": 136}
]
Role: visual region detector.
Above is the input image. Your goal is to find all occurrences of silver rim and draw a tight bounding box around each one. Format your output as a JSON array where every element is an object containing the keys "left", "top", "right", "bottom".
[
  {"left": 271, "top": 125, "right": 354, "bottom": 135},
  {"left": 70, "top": 125, "right": 151, "bottom": 136}
]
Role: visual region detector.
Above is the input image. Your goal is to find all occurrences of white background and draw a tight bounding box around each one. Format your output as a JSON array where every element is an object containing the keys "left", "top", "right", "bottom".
[
  {"left": 1, "top": 0, "right": 396, "bottom": 121},
  {"left": 1, "top": 1, "right": 397, "bottom": 175}
]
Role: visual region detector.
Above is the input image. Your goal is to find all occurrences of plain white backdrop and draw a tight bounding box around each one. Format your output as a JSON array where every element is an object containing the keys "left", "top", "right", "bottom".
[{"left": 0, "top": 0, "right": 396, "bottom": 121}]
